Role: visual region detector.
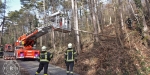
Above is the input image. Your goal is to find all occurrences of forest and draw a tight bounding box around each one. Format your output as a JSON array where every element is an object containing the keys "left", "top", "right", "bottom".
[{"left": 1, "top": 0, "right": 150, "bottom": 75}]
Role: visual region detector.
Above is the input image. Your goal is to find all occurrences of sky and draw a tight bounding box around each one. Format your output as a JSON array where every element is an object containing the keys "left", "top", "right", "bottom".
[
  {"left": 0, "top": 0, "right": 21, "bottom": 31},
  {"left": 2, "top": 0, "right": 22, "bottom": 15}
]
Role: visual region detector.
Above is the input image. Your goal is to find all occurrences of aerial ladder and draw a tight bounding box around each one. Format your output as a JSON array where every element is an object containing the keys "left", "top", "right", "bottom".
[{"left": 12, "top": 11, "right": 71, "bottom": 60}]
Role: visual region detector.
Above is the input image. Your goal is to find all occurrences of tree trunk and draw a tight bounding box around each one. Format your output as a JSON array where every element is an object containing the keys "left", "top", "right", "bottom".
[
  {"left": 100, "top": 3, "right": 104, "bottom": 34},
  {"left": 109, "top": 16, "right": 112, "bottom": 25},
  {"left": 90, "top": 0, "right": 99, "bottom": 42},
  {"left": 118, "top": 0, "right": 123, "bottom": 34},
  {"left": 96, "top": 0, "right": 101, "bottom": 33},
  {"left": 52, "top": 29, "right": 55, "bottom": 49},
  {"left": 96, "top": 16, "right": 101, "bottom": 33},
  {"left": 71, "top": 0, "right": 81, "bottom": 54},
  {"left": 118, "top": 0, "right": 124, "bottom": 47},
  {"left": 145, "top": 0, "right": 150, "bottom": 17}
]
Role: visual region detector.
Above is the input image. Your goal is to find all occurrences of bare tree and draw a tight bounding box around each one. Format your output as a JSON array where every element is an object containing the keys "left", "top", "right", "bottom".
[
  {"left": 90, "top": 0, "right": 99, "bottom": 42},
  {"left": 71, "top": 0, "right": 81, "bottom": 54},
  {"left": 145, "top": 0, "right": 150, "bottom": 17}
]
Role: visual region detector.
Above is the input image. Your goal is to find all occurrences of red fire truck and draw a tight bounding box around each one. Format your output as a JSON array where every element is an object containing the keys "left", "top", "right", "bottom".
[{"left": 14, "top": 11, "right": 70, "bottom": 60}]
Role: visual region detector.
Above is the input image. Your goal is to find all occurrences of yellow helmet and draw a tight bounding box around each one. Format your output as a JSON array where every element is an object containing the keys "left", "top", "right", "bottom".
[{"left": 41, "top": 46, "right": 47, "bottom": 51}]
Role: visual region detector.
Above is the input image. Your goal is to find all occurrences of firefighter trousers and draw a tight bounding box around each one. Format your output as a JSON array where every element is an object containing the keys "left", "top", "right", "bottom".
[
  {"left": 36, "top": 62, "right": 49, "bottom": 75},
  {"left": 66, "top": 62, "right": 74, "bottom": 75}
]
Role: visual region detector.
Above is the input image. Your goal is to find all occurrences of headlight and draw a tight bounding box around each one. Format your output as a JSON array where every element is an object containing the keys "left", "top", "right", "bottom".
[
  {"left": 20, "top": 52, "right": 24, "bottom": 57},
  {"left": 35, "top": 52, "right": 39, "bottom": 57}
]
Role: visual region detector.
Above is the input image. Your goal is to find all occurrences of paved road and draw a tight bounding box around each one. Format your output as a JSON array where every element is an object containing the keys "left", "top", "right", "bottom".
[
  {"left": 18, "top": 60, "right": 79, "bottom": 75},
  {"left": 0, "top": 52, "right": 21, "bottom": 75},
  {"left": 0, "top": 58, "right": 23, "bottom": 75},
  {"left": 0, "top": 58, "right": 5, "bottom": 75},
  {"left": 1, "top": 52, "right": 79, "bottom": 75},
  {"left": 0, "top": 52, "right": 29, "bottom": 75}
]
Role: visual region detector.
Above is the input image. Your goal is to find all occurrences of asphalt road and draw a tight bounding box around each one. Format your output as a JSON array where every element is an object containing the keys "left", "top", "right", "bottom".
[
  {"left": 1, "top": 52, "right": 79, "bottom": 75},
  {"left": 0, "top": 58, "right": 5, "bottom": 75},
  {"left": 0, "top": 51, "right": 30, "bottom": 75},
  {"left": 0, "top": 58, "right": 22, "bottom": 75},
  {"left": 18, "top": 60, "right": 79, "bottom": 75},
  {"left": 0, "top": 52, "right": 20, "bottom": 75}
]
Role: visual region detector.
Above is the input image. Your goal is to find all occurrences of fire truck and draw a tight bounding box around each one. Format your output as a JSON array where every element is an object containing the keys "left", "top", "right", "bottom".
[
  {"left": 4, "top": 44, "right": 13, "bottom": 52},
  {"left": 14, "top": 11, "right": 71, "bottom": 60}
]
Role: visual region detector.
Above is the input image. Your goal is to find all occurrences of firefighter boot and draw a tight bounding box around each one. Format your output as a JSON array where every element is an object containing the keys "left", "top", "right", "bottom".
[
  {"left": 35, "top": 72, "right": 39, "bottom": 75},
  {"left": 66, "top": 71, "right": 69, "bottom": 75},
  {"left": 70, "top": 71, "right": 73, "bottom": 75},
  {"left": 67, "top": 73, "right": 69, "bottom": 75}
]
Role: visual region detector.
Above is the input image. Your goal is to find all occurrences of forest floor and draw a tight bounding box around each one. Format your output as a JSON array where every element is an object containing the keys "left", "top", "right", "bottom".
[{"left": 51, "top": 23, "right": 150, "bottom": 75}]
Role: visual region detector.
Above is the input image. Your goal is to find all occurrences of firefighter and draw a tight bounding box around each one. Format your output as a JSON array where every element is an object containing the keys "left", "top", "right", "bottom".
[
  {"left": 65, "top": 43, "right": 77, "bottom": 75},
  {"left": 0, "top": 45, "right": 3, "bottom": 58},
  {"left": 125, "top": 18, "right": 132, "bottom": 29},
  {"left": 35, "top": 46, "right": 53, "bottom": 75}
]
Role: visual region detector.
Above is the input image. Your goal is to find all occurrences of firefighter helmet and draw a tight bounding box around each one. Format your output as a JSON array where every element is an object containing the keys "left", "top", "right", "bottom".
[
  {"left": 41, "top": 46, "right": 47, "bottom": 51},
  {"left": 68, "top": 43, "right": 72, "bottom": 48}
]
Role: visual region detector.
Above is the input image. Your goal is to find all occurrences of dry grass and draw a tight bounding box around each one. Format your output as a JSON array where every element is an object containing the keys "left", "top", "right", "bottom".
[{"left": 51, "top": 24, "right": 150, "bottom": 75}]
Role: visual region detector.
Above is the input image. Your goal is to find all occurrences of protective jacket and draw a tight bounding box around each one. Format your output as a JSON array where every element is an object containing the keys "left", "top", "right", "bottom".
[
  {"left": 38, "top": 52, "right": 53, "bottom": 62},
  {"left": 65, "top": 48, "right": 77, "bottom": 62}
]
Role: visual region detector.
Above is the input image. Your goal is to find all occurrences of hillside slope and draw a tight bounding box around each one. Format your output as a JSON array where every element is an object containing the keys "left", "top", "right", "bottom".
[{"left": 51, "top": 24, "right": 150, "bottom": 75}]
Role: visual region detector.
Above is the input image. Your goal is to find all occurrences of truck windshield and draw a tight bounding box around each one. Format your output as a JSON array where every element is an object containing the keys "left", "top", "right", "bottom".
[{"left": 8, "top": 46, "right": 11, "bottom": 49}]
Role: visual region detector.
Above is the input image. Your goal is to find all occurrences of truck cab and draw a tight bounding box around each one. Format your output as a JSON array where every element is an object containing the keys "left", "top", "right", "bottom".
[
  {"left": 14, "top": 45, "right": 40, "bottom": 60},
  {"left": 5, "top": 44, "right": 13, "bottom": 52}
]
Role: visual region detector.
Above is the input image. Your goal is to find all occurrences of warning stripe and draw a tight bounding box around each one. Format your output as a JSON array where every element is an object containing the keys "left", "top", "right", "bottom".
[{"left": 3, "top": 55, "right": 16, "bottom": 60}]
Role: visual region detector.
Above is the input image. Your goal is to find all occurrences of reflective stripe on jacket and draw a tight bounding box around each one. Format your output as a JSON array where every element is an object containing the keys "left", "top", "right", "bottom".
[
  {"left": 65, "top": 48, "right": 77, "bottom": 62},
  {"left": 39, "top": 52, "right": 53, "bottom": 62}
]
